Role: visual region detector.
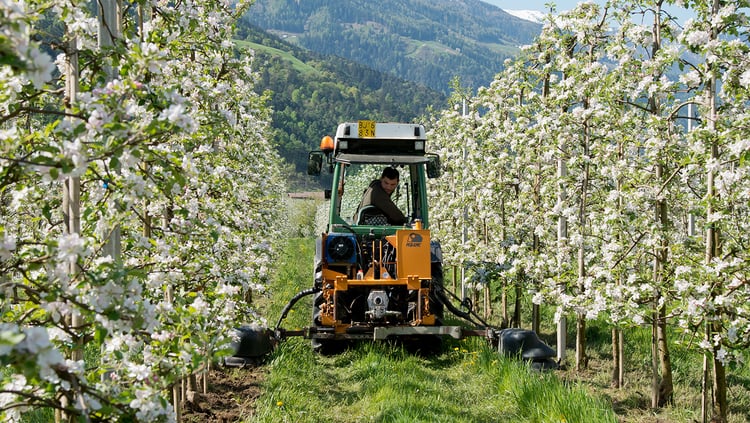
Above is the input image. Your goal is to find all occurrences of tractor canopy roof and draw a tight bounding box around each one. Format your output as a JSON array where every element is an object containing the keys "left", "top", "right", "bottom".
[
  {"left": 335, "top": 154, "right": 430, "bottom": 165},
  {"left": 331, "top": 121, "right": 427, "bottom": 157}
]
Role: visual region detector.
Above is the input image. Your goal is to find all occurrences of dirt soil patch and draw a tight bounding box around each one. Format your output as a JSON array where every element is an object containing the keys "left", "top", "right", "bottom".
[{"left": 182, "top": 365, "right": 266, "bottom": 423}]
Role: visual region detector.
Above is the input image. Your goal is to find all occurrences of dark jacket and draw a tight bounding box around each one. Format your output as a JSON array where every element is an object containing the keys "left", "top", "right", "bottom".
[{"left": 357, "top": 180, "right": 406, "bottom": 225}]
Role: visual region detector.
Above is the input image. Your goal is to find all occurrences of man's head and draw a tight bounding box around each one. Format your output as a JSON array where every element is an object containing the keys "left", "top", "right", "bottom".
[{"left": 379, "top": 167, "right": 399, "bottom": 195}]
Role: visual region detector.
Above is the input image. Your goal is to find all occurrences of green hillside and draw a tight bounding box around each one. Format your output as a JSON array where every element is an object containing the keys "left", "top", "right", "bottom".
[
  {"left": 242, "top": 0, "right": 541, "bottom": 93},
  {"left": 234, "top": 23, "right": 446, "bottom": 188},
  {"left": 234, "top": 40, "right": 321, "bottom": 75}
]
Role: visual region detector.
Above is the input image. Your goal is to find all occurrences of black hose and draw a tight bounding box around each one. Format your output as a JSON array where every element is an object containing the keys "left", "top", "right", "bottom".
[
  {"left": 274, "top": 287, "right": 320, "bottom": 331},
  {"left": 435, "top": 288, "right": 478, "bottom": 326},
  {"left": 433, "top": 282, "right": 493, "bottom": 329}
]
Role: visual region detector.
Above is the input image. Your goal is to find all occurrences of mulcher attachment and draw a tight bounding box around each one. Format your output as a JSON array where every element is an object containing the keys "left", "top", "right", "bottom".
[
  {"left": 496, "top": 328, "right": 558, "bottom": 371},
  {"left": 225, "top": 289, "right": 559, "bottom": 372},
  {"left": 223, "top": 323, "right": 275, "bottom": 367}
]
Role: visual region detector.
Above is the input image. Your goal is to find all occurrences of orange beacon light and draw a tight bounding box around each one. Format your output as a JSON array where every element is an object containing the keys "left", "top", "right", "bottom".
[{"left": 320, "top": 135, "right": 334, "bottom": 152}]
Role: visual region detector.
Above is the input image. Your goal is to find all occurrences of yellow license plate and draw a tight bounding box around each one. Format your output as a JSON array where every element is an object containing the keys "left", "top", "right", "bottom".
[{"left": 358, "top": 120, "right": 375, "bottom": 138}]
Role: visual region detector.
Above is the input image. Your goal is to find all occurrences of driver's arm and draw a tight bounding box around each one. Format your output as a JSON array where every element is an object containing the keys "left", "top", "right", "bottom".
[{"left": 371, "top": 188, "right": 406, "bottom": 225}]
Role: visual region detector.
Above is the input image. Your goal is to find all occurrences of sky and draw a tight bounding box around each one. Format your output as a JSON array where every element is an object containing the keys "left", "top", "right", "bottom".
[{"left": 481, "top": 0, "right": 695, "bottom": 24}]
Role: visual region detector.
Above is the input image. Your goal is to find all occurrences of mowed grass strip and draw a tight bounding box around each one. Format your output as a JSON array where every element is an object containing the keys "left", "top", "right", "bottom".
[
  {"left": 250, "top": 238, "right": 616, "bottom": 423},
  {"left": 251, "top": 338, "right": 616, "bottom": 422}
]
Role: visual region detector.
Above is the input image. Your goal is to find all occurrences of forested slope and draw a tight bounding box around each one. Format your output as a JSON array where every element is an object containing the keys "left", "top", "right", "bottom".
[
  {"left": 235, "top": 23, "right": 447, "bottom": 188},
  {"left": 242, "top": 0, "right": 541, "bottom": 93}
]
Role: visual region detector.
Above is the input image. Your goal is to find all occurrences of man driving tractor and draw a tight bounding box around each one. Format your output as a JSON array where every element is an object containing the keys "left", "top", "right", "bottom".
[{"left": 356, "top": 167, "right": 406, "bottom": 225}]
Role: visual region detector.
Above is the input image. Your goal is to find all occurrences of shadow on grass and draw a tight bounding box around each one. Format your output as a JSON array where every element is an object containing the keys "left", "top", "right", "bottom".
[{"left": 610, "top": 390, "right": 650, "bottom": 415}]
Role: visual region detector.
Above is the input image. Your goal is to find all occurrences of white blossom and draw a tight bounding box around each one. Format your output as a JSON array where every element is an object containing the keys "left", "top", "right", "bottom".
[
  {"left": 25, "top": 46, "right": 55, "bottom": 88},
  {"left": 127, "top": 363, "right": 151, "bottom": 381},
  {"left": 0, "top": 234, "right": 16, "bottom": 260},
  {"left": 56, "top": 233, "right": 86, "bottom": 262},
  {"left": 680, "top": 70, "right": 702, "bottom": 88},
  {"left": 159, "top": 103, "right": 196, "bottom": 132}
]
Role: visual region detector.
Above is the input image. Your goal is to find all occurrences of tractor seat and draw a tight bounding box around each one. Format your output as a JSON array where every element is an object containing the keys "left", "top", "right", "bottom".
[{"left": 356, "top": 205, "right": 388, "bottom": 225}]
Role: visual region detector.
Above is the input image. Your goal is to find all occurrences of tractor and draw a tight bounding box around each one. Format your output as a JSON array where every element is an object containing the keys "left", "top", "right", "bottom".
[
  {"left": 227, "top": 121, "right": 557, "bottom": 368},
  {"left": 305, "top": 121, "right": 447, "bottom": 354}
]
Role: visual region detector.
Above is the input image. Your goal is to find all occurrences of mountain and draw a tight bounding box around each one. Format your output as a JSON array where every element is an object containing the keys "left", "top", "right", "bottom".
[
  {"left": 242, "top": 0, "right": 542, "bottom": 93},
  {"left": 479, "top": 0, "right": 550, "bottom": 22},
  {"left": 234, "top": 23, "right": 446, "bottom": 188},
  {"left": 504, "top": 10, "right": 547, "bottom": 24}
]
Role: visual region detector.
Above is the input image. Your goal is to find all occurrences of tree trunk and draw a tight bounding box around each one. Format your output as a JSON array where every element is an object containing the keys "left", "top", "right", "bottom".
[
  {"left": 618, "top": 328, "right": 625, "bottom": 386},
  {"left": 611, "top": 327, "right": 623, "bottom": 388},
  {"left": 501, "top": 285, "right": 508, "bottom": 328},
  {"left": 646, "top": 5, "right": 674, "bottom": 406},
  {"left": 612, "top": 137, "right": 625, "bottom": 388},
  {"left": 483, "top": 220, "right": 492, "bottom": 320},
  {"left": 702, "top": 348, "right": 710, "bottom": 423},
  {"left": 512, "top": 273, "right": 522, "bottom": 327},
  {"left": 611, "top": 327, "right": 619, "bottom": 388},
  {"left": 556, "top": 134, "right": 568, "bottom": 365},
  {"left": 532, "top": 304, "right": 540, "bottom": 334},
  {"left": 656, "top": 304, "right": 673, "bottom": 406},
  {"left": 58, "top": 20, "right": 81, "bottom": 423},
  {"left": 484, "top": 285, "right": 491, "bottom": 320},
  {"left": 651, "top": 308, "right": 659, "bottom": 408},
  {"left": 500, "top": 196, "right": 508, "bottom": 327},
  {"left": 652, "top": 162, "right": 673, "bottom": 407},
  {"left": 712, "top": 320, "right": 728, "bottom": 421},
  {"left": 575, "top": 315, "right": 586, "bottom": 371},
  {"left": 532, "top": 234, "right": 540, "bottom": 334},
  {"left": 452, "top": 265, "right": 457, "bottom": 294},
  {"left": 575, "top": 244, "right": 587, "bottom": 371},
  {"left": 473, "top": 288, "right": 479, "bottom": 317},
  {"left": 554, "top": 61, "right": 568, "bottom": 365}
]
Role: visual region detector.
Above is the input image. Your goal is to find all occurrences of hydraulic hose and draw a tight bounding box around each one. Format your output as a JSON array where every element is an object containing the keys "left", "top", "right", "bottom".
[
  {"left": 274, "top": 287, "right": 320, "bottom": 331},
  {"left": 433, "top": 282, "right": 493, "bottom": 329}
]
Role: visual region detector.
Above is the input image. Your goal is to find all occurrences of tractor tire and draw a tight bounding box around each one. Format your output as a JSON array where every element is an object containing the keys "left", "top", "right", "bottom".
[
  {"left": 311, "top": 290, "right": 349, "bottom": 355},
  {"left": 311, "top": 337, "right": 348, "bottom": 355},
  {"left": 430, "top": 261, "right": 445, "bottom": 323},
  {"left": 407, "top": 334, "right": 443, "bottom": 356},
  {"left": 429, "top": 241, "right": 445, "bottom": 323}
]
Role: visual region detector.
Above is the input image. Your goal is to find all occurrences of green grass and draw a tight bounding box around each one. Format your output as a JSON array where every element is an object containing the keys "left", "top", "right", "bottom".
[
  {"left": 251, "top": 337, "right": 616, "bottom": 423},
  {"left": 250, "top": 238, "right": 617, "bottom": 423},
  {"left": 498, "top": 289, "right": 750, "bottom": 422},
  {"left": 233, "top": 39, "right": 321, "bottom": 75},
  {"left": 566, "top": 321, "right": 750, "bottom": 423},
  {"left": 19, "top": 408, "right": 54, "bottom": 423}
]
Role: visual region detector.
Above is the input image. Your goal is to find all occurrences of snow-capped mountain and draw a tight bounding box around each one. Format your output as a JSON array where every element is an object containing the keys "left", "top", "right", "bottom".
[
  {"left": 504, "top": 9, "right": 547, "bottom": 23},
  {"left": 477, "top": 0, "right": 548, "bottom": 23}
]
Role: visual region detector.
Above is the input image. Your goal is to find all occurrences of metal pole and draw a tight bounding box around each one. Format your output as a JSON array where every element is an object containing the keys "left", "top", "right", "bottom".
[
  {"left": 557, "top": 137, "right": 568, "bottom": 363},
  {"left": 687, "top": 103, "right": 696, "bottom": 237},
  {"left": 461, "top": 99, "right": 469, "bottom": 302},
  {"left": 58, "top": 22, "right": 81, "bottom": 423},
  {"left": 99, "top": 0, "right": 122, "bottom": 261}
]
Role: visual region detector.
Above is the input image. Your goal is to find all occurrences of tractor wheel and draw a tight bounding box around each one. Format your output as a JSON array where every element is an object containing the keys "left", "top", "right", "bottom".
[
  {"left": 311, "top": 337, "right": 348, "bottom": 355},
  {"left": 311, "top": 291, "right": 348, "bottom": 355},
  {"left": 429, "top": 261, "right": 445, "bottom": 323},
  {"left": 312, "top": 290, "right": 324, "bottom": 325},
  {"left": 411, "top": 335, "right": 443, "bottom": 356}
]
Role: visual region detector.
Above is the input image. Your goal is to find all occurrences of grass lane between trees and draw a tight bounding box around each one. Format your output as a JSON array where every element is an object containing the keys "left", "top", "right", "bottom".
[{"left": 249, "top": 238, "right": 617, "bottom": 423}]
